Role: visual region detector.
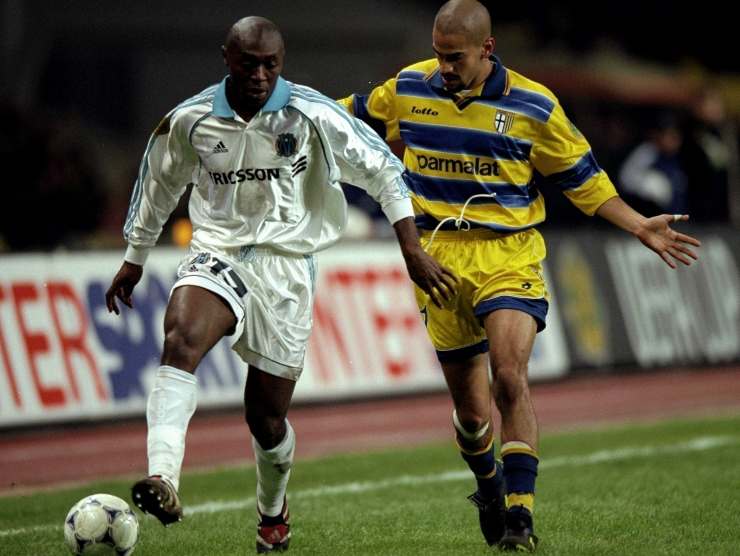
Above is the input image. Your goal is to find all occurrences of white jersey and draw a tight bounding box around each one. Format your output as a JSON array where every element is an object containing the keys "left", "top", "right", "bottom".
[{"left": 123, "top": 76, "right": 413, "bottom": 264}]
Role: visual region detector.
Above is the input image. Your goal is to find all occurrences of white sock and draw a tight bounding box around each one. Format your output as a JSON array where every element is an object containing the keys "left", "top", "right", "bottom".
[
  {"left": 252, "top": 420, "right": 295, "bottom": 516},
  {"left": 146, "top": 365, "right": 198, "bottom": 491}
]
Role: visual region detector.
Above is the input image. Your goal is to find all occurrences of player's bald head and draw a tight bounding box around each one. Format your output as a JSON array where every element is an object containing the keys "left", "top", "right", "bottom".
[
  {"left": 222, "top": 16, "right": 285, "bottom": 115},
  {"left": 434, "top": 0, "right": 491, "bottom": 45},
  {"left": 224, "top": 16, "right": 284, "bottom": 55}
]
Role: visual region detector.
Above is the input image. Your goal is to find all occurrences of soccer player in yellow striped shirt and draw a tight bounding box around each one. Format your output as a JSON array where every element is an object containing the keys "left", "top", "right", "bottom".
[{"left": 339, "top": 0, "right": 701, "bottom": 551}]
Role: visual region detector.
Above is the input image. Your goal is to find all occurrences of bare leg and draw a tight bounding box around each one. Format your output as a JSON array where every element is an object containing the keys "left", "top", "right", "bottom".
[
  {"left": 244, "top": 366, "right": 296, "bottom": 448},
  {"left": 441, "top": 353, "right": 492, "bottom": 450},
  {"left": 148, "top": 287, "right": 236, "bottom": 482},
  {"left": 244, "top": 366, "right": 297, "bottom": 517},
  {"left": 484, "top": 308, "right": 539, "bottom": 551},
  {"left": 441, "top": 352, "right": 506, "bottom": 544},
  {"left": 484, "top": 309, "right": 538, "bottom": 450},
  {"left": 135, "top": 285, "right": 238, "bottom": 524},
  {"left": 161, "top": 285, "right": 237, "bottom": 372}
]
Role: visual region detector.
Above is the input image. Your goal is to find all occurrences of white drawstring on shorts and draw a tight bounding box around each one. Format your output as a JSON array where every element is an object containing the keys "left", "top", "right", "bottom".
[{"left": 428, "top": 193, "right": 497, "bottom": 247}]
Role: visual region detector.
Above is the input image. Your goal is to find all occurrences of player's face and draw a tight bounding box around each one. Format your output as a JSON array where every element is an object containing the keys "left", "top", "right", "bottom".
[
  {"left": 432, "top": 30, "right": 492, "bottom": 93},
  {"left": 223, "top": 35, "right": 284, "bottom": 110}
]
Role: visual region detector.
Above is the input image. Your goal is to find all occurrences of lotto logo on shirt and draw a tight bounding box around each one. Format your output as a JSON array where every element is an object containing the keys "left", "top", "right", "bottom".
[{"left": 208, "top": 168, "right": 281, "bottom": 184}]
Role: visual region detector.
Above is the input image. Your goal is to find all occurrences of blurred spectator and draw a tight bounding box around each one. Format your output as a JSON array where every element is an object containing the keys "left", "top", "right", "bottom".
[
  {"left": 618, "top": 112, "right": 688, "bottom": 216},
  {"left": 0, "top": 100, "right": 105, "bottom": 251},
  {"left": 681, "top": 87, "right": 733, "bottom": 223}
]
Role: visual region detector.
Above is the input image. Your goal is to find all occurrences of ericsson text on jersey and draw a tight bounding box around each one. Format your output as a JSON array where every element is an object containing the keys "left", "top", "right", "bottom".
[{"left": 209, "top": 168, "right": 281, "bottom": 184}]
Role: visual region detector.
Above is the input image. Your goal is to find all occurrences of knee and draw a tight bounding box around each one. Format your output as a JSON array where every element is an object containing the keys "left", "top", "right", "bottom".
[
  {"left": 161, "top": 325, "right": 202, "bottom": 370},
  {"left": 245, "top": 408, "right": 285, "bottom": 449},
  {"left": 492, "top": 363, "right": 530, "bottom": 408},
  {"left": 453, "top": 409, "right": 489, "bottom": 436}
]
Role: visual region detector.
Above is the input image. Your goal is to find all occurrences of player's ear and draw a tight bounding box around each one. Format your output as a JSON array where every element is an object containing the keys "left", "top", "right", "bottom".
[
  {"left": 221, "top": 45, "right": 228, "bottom": 66},
  {"left": 482, "top": 36, "right": 495, "bottom": 59}
]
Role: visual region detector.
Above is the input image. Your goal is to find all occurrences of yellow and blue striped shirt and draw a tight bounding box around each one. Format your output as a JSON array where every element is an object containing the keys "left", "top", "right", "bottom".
[{"left": 339, "top": 57, "right": 618, "bottom": 232}]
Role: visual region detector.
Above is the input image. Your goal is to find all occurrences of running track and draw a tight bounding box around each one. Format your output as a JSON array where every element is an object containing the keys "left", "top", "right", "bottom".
[{"left": 1, "top": 366, "right": 738, "bottom": 495}]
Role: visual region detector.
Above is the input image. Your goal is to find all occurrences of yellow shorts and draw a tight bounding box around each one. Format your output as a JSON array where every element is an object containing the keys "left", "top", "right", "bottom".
[{"left": 415, "top": 227, "right": 549, "bottom": 362}]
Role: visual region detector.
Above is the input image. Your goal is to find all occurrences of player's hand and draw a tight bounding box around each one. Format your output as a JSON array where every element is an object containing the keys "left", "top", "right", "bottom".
[
  {"left": 634, "top": 214, "right": 701, "bottom": 269},
  {"left": 401, "top": 245, "right": 458, "bottom": 308},
  {"left": 105, "top": 262, "right": 144, "bottom": 315}
]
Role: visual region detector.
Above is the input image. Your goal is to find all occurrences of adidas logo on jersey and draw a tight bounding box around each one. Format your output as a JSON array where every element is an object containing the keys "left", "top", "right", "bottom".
[{"left": 212, "top": 141, "right": 229, "bottom": 153}]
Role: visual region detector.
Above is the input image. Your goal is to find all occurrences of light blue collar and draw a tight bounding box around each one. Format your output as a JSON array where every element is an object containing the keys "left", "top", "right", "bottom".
[{"left": 213, "top": 76, "right": 291, "bottom": 118}]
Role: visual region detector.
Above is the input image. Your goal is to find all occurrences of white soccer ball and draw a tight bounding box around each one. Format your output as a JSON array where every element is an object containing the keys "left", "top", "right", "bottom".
[{"left": 64, "top": 494, "right": 139, "bottom": 555}]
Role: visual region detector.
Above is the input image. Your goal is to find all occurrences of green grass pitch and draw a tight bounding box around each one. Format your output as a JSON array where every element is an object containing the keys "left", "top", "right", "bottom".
[{"left": 1, "top": 413, "right": 738, "bottom": 555}]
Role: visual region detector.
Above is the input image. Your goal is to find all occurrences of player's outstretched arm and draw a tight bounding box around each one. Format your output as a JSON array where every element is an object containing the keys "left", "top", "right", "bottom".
[
  {"left": 393, "top": 217, "right": 458, "bottom": 307},
  {"left": 596, "top": 196, "right": 701, "bottom": 269},
  {"left": 105, "top": 262, "right": 144, "bottom": 315}
]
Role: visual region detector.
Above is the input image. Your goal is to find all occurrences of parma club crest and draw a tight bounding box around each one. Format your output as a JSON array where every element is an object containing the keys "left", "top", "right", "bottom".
[
  {"left": 494, "top": 110, "right": 515, "bottom": 134},
  {"left": 275, "top": 133, "right": 298, "bottom": 157}
]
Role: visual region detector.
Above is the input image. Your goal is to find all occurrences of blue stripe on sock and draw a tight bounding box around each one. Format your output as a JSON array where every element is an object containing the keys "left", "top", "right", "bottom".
[{"left": 503, "top": 453, "right": 538, "bottom": 494}]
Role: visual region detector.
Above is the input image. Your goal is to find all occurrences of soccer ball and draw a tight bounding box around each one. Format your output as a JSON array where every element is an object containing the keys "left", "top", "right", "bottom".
[{"left": 64, "top": 494, "right": 139, "bottom": 555}]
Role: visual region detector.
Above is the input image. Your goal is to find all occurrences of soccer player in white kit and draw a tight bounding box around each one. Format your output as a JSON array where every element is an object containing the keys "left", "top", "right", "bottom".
[{"left": 105, "top": 16, "right": 456, "bottom": 553}]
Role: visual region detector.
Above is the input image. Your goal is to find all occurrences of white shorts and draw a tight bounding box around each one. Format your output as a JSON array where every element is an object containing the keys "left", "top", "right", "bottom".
[{"left": 172, "top": 246, "right": 317, "bottom": 381}]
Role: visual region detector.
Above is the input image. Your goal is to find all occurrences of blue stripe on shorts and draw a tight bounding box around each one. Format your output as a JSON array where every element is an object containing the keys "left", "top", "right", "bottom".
[
  {"left": 435, "top": 339, "right": 489, "bottom": 363},
  {"left": 474, "top": 296, "right": 548, "bottom": 332}
]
